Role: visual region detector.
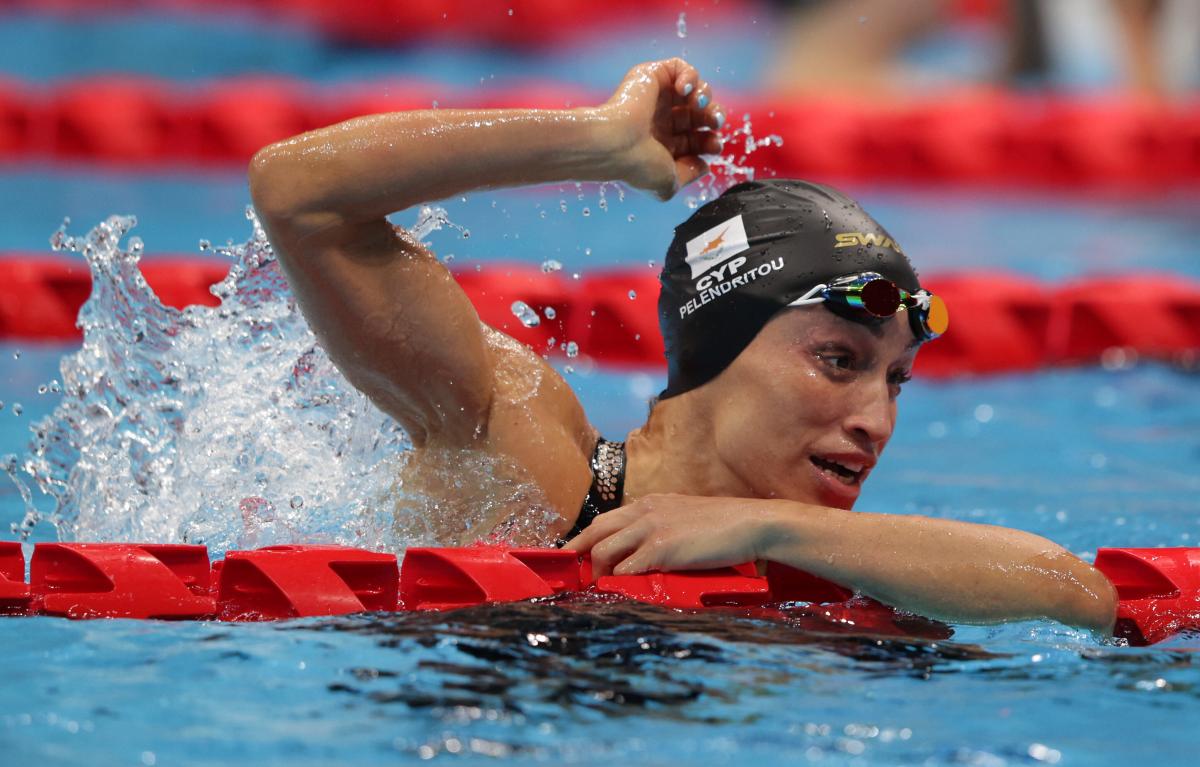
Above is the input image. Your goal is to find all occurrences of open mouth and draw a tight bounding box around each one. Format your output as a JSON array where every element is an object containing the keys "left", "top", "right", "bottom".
[{"left": 810, "top": 456, "right": 866, "bottom": 486}]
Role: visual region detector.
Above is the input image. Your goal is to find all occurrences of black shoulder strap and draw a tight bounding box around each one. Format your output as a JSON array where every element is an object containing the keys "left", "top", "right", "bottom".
[{"left": 560, "top": 438, "right": 626, "bottom": 543}]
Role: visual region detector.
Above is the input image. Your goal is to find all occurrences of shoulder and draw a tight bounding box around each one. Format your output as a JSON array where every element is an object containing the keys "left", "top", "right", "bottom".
[{"left": 478, "top": 326, "right": 597, "bottom": 518}]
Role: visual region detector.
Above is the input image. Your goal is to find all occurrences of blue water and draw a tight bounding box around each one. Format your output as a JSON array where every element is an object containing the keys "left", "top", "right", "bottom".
[
  {"left": 6, "top": 172, "right": 1200, "bottom": 282},
  {"left": 3, "top": 8, "right": 1200, "bottom": 767},
  {"left": 3, "top": 343, "right": 1199, "bottom": 765}
]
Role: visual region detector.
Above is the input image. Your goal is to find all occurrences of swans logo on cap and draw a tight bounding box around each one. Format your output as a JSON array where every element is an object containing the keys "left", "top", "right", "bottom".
[{"left": 684, "top": 215, "right": 750, "bottom": 280}]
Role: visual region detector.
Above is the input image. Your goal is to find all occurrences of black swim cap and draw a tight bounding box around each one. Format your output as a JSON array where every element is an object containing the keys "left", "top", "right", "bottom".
[{"left": 657, "top": 179, "right": 921, "bottom": 399}]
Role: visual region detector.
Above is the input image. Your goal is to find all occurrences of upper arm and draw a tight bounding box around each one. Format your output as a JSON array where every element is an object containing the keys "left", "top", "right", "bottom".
[{"left": 256, "top": 205, "right": 495, "bottom": 446}]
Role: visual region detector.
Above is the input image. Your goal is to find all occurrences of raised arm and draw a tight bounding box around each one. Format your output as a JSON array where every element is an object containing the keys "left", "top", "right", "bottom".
[
  {"left": 564, "top": 495, "right": 1118, "bottom": 633},
  {"left": 248, "top": 59, "right": 723, "bottom": 447}
]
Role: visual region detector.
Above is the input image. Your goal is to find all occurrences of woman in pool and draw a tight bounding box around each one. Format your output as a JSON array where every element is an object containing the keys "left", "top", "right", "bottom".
[{"left": 249, "top": 58, "right": 1117, "bottom": 633}]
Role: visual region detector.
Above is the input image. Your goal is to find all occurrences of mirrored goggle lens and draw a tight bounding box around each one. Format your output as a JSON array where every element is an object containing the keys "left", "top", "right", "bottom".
[
  {"left": 922, "top": 294, "right": 949, "bottom": 337},
  {"left": 858, "top": 279, "right": 903, "bottom": 317}
]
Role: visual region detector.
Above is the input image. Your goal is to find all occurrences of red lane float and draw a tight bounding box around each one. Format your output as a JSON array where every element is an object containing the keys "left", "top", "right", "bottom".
[
  {"left": 0, "top": 541, "right": 31, "bottom": 615},
  {"left": 216, "top": 544, "right": 398, "bottom": 620},
  {"left": 3, "top": 257, "right": 1198, "bottom": 376},
  {"left": 1, "top": 543, "right": 1198, "bottom": 644},
  {"left": 30, "top": 543, "right": 214, "bottom": 619},
  {"left": 1094, "top": 548, "right": 1200, "bottom": 646},
  {"left": 2, "top": 0, "right": 748, "bottom": 48},
  {"left": 2, "top": 77, "right": 1199, "bottom": 186}
]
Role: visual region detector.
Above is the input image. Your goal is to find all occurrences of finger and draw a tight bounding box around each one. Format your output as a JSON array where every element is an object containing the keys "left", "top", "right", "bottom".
[
  {"left": 703, "top": 101, "right": 726, "bottom": 132},
  {"left": 691, "top": 80, "right": 712, "bottom": 111},
  {"left": 674, "top": 63, "right": 700, "bottom": 102},
  {"left": 689, "top": 131, "right": 724, "bottom": 157},
  {"left": 671, "top": 104, "right": 693, "bottom": 134},
  {"left": 562, "top": 505, "right": 641, "bottom": 552},
  {"left": 613, "top": 546, "right": 661, "bottom": 576},
  {"left": 589, "top": 525, "right": 647, "bottom": 578}
]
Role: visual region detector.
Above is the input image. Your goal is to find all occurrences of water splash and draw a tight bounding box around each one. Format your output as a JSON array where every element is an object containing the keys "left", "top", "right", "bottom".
[
  {"left": 9, "top": 209, "right": 553, "bottom": 553},
  {"left": 687, "top": 112, "right": 784, "bottom": 209},
  {"left": 510, "top": 300, "right": 541, "bottom": 328}
]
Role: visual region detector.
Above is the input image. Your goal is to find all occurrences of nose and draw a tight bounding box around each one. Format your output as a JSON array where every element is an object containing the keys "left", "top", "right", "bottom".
[{"left": 842, "top": 378, "right": 895, "bottom": 451}]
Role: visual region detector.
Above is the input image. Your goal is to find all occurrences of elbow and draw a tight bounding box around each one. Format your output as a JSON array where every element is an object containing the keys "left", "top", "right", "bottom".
[
  {"left": 247, "top": 144, "right": 296, "bottom": 221},
  {"left": 1055, "top": 561, "right": 1119, "bottom": 635}
]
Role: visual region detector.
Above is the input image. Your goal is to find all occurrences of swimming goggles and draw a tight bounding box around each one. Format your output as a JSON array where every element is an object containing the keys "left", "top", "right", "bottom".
[{"left": 789, "top": 272, "right": 949, "bottom": 341}]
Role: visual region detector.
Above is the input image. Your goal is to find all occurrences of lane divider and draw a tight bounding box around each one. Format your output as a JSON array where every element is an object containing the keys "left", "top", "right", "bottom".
[
  {"left": 1, "top": 256, "right": 1197, "bottom": 376},
  {"left": 1, "top": 78, "right": 1198, "bottom": 186},
  {"left": 1, "top": 0, "right": 748, "bottom": 48},
  {"left": 0, "top": 541, "right": 1196, "bottom": 644}
]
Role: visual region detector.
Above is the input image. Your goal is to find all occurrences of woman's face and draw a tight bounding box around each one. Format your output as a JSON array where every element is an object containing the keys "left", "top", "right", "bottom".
[{"left": 704, "top": 306, "right": 919, "bottom": 509}]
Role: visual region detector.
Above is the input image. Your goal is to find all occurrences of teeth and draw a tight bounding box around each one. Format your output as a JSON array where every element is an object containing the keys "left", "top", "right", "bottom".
[{"left": 811, "top": 456, "right": 862, "bottom": 486}]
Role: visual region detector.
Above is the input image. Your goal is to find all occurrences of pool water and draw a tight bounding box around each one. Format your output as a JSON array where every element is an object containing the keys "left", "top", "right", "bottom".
[
  {"left": 4, "top": 8, "right": 1200, "bottom": 767},
  {"left": 2, "top": 336, "right": 1199, "bottom": 766}
]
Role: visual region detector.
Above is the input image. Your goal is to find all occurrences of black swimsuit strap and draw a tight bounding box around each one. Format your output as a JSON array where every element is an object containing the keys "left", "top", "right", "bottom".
[{"left": 561, "top": 437, "right": 626, "bottom": 543}]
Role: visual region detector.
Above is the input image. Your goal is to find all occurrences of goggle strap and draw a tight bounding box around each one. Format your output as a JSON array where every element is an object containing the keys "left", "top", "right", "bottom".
[{"left": 787, "top": 283, "right": 829, "bottom": 307}]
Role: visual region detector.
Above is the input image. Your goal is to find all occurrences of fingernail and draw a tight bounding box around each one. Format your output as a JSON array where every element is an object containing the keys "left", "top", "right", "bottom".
[
  {"left": 682, "top": 83, "right": 694, "bottom": 96},
  {"left": 715, "top": 111, "right": 725, "bottom": 130},
  {"left": 697, "top": 93, "right": 709, "bottom": 109}
]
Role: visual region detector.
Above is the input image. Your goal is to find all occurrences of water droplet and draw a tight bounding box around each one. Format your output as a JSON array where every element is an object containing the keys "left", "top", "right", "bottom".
[
  {"left": 565, "top": 341, "right": 579, "bottom": 358},
  {"left": 627, "top": 214, "right": 636, "bottom": 223},
  {"left": 564, "top": 365, "right": 575, "bottom": 374},
  {"left": 510, "top": 301, "right": 541, "bottom": 327},
  {"left": 290, "top": 495, "right": 304, "bottom": 509},
  {"left": 540, "top": 259, "right": 562, "bottom": 273},
  {"left": 12, "top": 404, "right": 22, "bottom": 416},
  {"left": 543, "top": 307, "right": 557, "bottom": 320},
  {"left": 198, "top": 239, "right": 210, "bottom": 251},
  {"left": 647, "top": 260, "right": 656, "bottom": 268},
  {"left": 628, "top": 290, "right": 637, "bottom": 300},
  {"left": 582, "top": 207, "right": 591, "bottom": 217},
  {"left": 584, "top": 248, "right": 592, "bottom": 256},
  {"left": 128, "top": 236, "right": 144, "bottom": 255},
  {"left": 539, "top": 210, "right": 547, "bottom": 219},
  {"left": 461, "top": 229, "right": 471, "bottom": 239},
  {"left": 676, "top": 11, "right": 687, "bottom": 37},
  {"left": 507, "top": 7, "right": 513, "bottom": 15},
  {"left": 441, "top": 253, "right": 455, "bottom": 263},
  {"left": 13, "top": 350, "right": 21, "bottom": 359},
  {"left": 37, "top": 385, "right": 47, "bottom": 395},
  {"left": 598, "top": 198, "right": 607, "bottom": 211},
  {"left": 547, "top": 336, "right": 556, "bottom": 348},
  {"left": 559, "top": 200, "right": 568, "bottom": 213}
]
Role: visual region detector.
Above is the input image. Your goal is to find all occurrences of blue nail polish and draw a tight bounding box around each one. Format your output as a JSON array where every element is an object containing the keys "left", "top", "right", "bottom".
[
  {"left": 697, "top": 93, "right": 709, "bottom": 109},
  {"left": 683, "top": 83, "right": 694, "bottom": 96}
]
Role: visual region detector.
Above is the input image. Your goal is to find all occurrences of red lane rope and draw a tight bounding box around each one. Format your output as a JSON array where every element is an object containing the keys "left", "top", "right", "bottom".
[
  {"left": 2, "top": 77, "right": 1199, "bottom": 186},
  {"left": 2, "top": 542, "right": 1196, "bottom": 645},
  {"left": 2, "top": 256, "right": 1198, "bottom": 375},
  {"left": 1, "top": 0, "right": 749, "bottom": 47}
]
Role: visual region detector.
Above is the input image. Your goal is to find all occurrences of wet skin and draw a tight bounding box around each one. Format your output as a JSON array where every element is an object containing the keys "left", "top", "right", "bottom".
[{"left": 699, "top": 306, "right": 917, "bottom": 510}]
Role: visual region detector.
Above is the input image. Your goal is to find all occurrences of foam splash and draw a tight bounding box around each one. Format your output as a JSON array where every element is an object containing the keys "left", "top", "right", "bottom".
[{"left": 8, "top": 208, "right": 553, "bottom": 554}]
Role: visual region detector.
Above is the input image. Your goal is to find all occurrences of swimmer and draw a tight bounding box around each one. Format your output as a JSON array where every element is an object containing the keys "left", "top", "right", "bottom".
[{"left": 249, "top": 58, "right": 1117, "bottom": 633}]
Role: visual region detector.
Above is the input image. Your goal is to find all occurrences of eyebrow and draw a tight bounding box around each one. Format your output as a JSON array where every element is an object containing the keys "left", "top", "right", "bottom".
[{"left": 830, "top": 312, "right": 919, "bottom": 350}]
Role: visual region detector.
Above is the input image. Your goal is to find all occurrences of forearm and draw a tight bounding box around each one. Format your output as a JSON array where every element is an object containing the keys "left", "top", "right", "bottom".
[
  {"left": 758, "top": 504, "right": 1117, "bottom": 632},
  {"left": 249, "top": 107, "right": 622, "bottom": 225}
]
